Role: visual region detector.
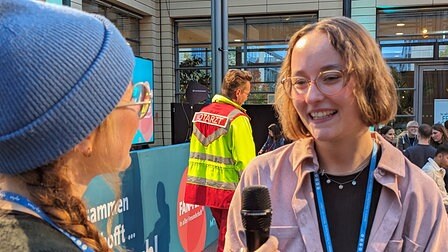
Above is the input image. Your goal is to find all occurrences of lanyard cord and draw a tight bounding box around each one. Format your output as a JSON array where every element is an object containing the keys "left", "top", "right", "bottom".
[
  {"left": 0, "top": 191, "right": 95, "bottom": 252},
  {"left": 313, "top": 142, "right": 378, "bottom": 252}
]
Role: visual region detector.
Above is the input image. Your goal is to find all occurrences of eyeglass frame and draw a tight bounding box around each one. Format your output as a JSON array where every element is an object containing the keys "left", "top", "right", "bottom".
[
  {"left": 115, "top": 82, "right": 152, "bottom": 119},
  {"left": 281, "top": 69, "right": 348, "bottom": 98}
]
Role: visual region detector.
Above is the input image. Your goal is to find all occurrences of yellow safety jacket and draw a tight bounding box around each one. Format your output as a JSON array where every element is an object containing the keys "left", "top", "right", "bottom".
[{"left": 184, "top": 94, "right": 256, "bottom": 209}]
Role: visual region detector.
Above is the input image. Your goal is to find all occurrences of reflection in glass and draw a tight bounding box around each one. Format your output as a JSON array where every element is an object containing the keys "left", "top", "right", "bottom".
[
  {"left": 422, "top": 69, "right": 448, "bottom": 125},
  {"left": 396, "top": 90, "right": 415, "bottom": 115},
  {"left": 82, "top": 0, "right": 141, "bottom": 55},
  {"left": 228, "top": 44, "right": 244, "bottom": 66},
  {"left": 178, "top": 47, "right": 211, "bottom": 67},
  {"left": 246, "top": 44, "right": 287, "bottom": 65},
  {"left": 177, "top": 22, "right": 211, "bottom": 43},
  {"left": 390, "top": 63, "right": 415, "bottom": 88},
  {"left": 175, "top": 14, "right": 317, "bottom": 103},
  {"left": 246, "top": 15, "right": 316, "bottom": 41},
  {"left": 389, "top": 64, "right": 415, "bottom": 124},
  {"left": 229, "top": 23, "right": 244, "bottom": 42},
  {"left": 381, "top": 45, "right": 434, "bottom": 59},
  {"left": 440, "top": 45, "right": 448, "bottom": 58},
  {"left": 377, "top": 8, "right": 448, "bottom": 40}
]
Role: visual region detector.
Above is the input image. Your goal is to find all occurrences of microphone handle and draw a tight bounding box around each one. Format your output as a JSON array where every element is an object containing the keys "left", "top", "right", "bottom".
[{"left": 246, "top": 228, "right": 270, "bottom": 252}]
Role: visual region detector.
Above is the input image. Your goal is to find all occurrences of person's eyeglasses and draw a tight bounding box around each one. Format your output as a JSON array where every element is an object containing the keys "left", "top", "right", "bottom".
[
  {"left": 281, "top": 69, "right": 346, "bottom": 98},
  {"left": 116, "top": 82, "right": 152, "bottom": 119}
]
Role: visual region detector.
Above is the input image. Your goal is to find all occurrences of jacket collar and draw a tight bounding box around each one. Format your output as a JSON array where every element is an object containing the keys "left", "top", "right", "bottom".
[
  {"left": 375, "top": 133, "right": 406, "bottom": 178},
  {"left": 212, "top": 94, "right": 246, "bottom": 113},
  {"left": 288, "top": 133, "right": 406, "bottom": 178}
]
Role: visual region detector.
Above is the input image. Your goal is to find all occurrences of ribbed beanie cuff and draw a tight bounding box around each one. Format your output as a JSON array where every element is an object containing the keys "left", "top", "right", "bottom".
[{"left": 0, "top": 0, "right": 135, "bottom": 174}]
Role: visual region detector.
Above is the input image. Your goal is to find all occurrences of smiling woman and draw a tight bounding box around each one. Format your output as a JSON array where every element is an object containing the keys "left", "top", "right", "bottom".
[
  {"left": 225, "top": 17, "right": 448, "bottom": 252},
  {"left": 0, "top": 1, "right": 143, "bottom": 251}
]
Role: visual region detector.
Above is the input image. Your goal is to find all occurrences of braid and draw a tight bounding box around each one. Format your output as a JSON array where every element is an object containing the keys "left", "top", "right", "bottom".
[{"left": 18, "top": 163, "right": 111, "bottom": 252}]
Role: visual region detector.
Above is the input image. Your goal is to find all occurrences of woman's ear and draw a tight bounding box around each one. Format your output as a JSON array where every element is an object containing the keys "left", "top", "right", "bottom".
[{"left": 74, "top": 130, "right": 98, "bottom": 157}]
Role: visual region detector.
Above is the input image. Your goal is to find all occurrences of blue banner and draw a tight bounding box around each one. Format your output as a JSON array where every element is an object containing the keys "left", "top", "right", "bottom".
[{"left": 84, "top": 143, "right": 218, "bottom": 251}]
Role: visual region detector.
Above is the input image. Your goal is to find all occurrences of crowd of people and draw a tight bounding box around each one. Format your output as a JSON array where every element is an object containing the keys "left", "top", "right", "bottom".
[
  {"left": 2, "top": 1, "right": 448, "bottom": 252},
  {"left": 377, "top": 120, "right": 448, "bottom": 211}
]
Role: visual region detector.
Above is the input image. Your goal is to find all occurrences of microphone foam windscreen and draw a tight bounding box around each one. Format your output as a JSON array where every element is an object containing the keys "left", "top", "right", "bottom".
[
  {"left": 241, "top": 185, "right": 272, "bottom": 210},
  {"left": 241, "top": 185, "right": 272, "bottom": 230}
]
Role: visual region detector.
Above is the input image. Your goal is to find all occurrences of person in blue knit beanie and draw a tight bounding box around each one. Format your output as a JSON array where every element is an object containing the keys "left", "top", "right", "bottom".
[{"left": 0, "top": 1, "right": 150, "bottom": 251}]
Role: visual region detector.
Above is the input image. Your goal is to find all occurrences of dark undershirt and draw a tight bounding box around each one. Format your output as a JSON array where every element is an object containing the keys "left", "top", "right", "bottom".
[{"left": 312, "top": 150, "right": 382, "bottom": 252}]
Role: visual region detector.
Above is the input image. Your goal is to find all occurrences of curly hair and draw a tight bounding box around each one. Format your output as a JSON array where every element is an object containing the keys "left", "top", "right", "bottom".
[
  {"left": 10, "top": 118, "right": 123, "bottom": 252},
  {"left": 275, "top": 16, "right": 397, "bottom": 140},
  {"left": 221, "top": 69, "right": 252, "bottom": 100}
]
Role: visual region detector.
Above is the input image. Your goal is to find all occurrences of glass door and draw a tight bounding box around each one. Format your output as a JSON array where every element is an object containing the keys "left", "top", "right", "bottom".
[{"left": 417, "top": 65, "right": 448, "bottom": 125}]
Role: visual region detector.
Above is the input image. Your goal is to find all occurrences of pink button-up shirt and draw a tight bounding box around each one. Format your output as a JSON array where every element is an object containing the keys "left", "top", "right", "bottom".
[{"left": 225, "top": 133, "right": 448, "bottom": 251}]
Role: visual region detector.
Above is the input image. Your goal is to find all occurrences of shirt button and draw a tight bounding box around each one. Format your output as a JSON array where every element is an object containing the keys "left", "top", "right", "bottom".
[{"left": 378, "top": 169, "right": 386, "bottom": 176}]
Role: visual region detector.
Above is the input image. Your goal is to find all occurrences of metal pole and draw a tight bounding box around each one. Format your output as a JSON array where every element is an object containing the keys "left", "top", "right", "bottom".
[
  {"left": 211, "top": 0, "right": 223, "bottom": 95},
  {"left": 343, "top": 0, "right": 351, "bottom": 18},
  {"left": 222, "top": 0, "right": 228, "bottom": 79}
]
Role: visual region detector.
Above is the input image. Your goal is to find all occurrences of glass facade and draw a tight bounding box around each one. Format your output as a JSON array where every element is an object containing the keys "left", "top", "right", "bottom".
[
  {"left": 82, "top": 0, "right": 141, "bottom": 56},
  {"left": 175, "top": 14, "right": 317, "bottom": 104},
  {"left": 378, "top": 7, "right": 448, "bottom": 130}
]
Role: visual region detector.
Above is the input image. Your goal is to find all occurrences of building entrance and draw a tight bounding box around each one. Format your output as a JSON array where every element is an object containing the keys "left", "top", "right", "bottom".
[{"left": 417, "top": 65, "right": 448, "bottom": 125}]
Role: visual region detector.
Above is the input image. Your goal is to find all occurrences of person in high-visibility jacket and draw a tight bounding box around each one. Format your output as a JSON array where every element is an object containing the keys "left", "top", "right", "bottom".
[{"left": 185, "top": 69, "right": 256, "bottom": 252}]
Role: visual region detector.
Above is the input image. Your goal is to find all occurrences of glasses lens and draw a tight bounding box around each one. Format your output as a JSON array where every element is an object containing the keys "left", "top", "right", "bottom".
[
  {"left": 291, "top": 77, "right": 310, "bottom": 95},
  {"left": 316, "top": 70, "right": 344, "bottom": 95},
  {"left": 133, "top": 83, "right": 151, "bottom": 119}
]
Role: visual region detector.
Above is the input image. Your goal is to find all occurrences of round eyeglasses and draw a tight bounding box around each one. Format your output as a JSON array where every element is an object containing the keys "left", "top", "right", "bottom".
[
  {"left": 281, "top": 69, "right": 347, "bottom": 98},
  {"left": 116, "top": 82, "right": 152, "bottom": 119}
]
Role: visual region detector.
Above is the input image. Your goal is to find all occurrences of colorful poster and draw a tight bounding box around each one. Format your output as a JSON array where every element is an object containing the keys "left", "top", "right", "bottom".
[
  {"left": 132, "top": 57, "right": 154, "bottom": 144},
  {"left": 434, "top": 99, "right": 448, "bottom": 124},
  {"left": 84, "top": 144, "right": 218, "bottom": 251},
  {"left": 45, "top": 0, "right": 63, "bottom": 5}
]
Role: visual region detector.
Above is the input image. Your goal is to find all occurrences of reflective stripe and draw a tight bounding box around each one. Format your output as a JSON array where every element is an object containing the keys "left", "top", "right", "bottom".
[
  {"left": 187, "top": 176, "right": 237, "bottom": 190},
  {"left": 190, "top": 152, "right": 235, "bottom": 165},
  {"left": 192, "top": 108, "right": 245, "bottom": 146},
  {"left": 193, "top": 126, "right": 228, "bottom": 146}
]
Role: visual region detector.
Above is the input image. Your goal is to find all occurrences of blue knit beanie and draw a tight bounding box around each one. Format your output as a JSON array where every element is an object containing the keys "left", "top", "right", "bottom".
[{"left": 0, "top": 0, "right": 135, "bottom": 174}]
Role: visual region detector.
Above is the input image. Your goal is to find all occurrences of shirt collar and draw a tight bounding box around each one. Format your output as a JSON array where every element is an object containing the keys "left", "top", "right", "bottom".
[{"left": 289, "top": 133, "right": 406, "bottom": 178}]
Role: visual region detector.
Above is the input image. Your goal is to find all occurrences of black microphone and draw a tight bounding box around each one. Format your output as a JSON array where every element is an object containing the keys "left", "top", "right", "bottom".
[{"left": 241, "top": 185, "right": 272, "bottom": 252}]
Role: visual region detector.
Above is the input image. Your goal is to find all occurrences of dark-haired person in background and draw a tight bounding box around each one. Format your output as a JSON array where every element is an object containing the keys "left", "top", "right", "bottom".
[
  {"left": 422, "top": 144, "right": 448, "bottom": 211},
  {"left": 431, "top": 123, "right": 448, "bottom": 148},
  {"left": 0, "top": 1, "right": 150, "bottom": 251},
  {"left": 184, "top": 69, "right": 256, "bottom": 252},
  {"left": 258, "top": 123, "right": 286, "bottom": 155},
  {"left": 379, "top": 125, "right": 395, "bottom": 146},
  {"left": 403, "top": 124, "right": 437, "bottom": 168},
  {"left": 225, "top": 17, "right": 448, "bottom": 251}
]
